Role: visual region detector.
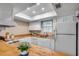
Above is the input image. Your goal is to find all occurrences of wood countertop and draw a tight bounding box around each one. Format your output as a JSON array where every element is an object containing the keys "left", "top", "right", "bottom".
[
  {"left": 14, "top": 33, "right": 54, "bottom": 40},
  {"left": 0, "top": 40, "right": 68, "bottom": 56}
]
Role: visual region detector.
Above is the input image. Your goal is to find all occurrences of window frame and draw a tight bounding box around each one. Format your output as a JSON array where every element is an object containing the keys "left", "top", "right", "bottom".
[{"left": 41, "top": 20, "right": 53, "bottom": 33}]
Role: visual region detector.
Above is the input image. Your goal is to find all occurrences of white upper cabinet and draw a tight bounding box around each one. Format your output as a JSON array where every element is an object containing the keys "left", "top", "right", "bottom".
[
  {"left": 0, "top": 4, "right": 12, "bottom": 20},
  {"left": 63, "top": 15, "right": 74, "bottom": 23},
  {"left": 0, "top": 4, "right": 16, "bottom": 26},
  {"left": 29, "top": 21, "right": 41, "bottom": 30},
  {"left": 57, "top": 15, "right": 75, "bottom": 23}
]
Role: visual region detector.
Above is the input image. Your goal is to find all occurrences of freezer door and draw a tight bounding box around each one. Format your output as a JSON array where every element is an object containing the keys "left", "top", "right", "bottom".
[
  {"left": 56, "top": 22, "right": 76, "bottom": 34},
  {"left": 55, "top": 35, "right": 76, "bottom": 56}
]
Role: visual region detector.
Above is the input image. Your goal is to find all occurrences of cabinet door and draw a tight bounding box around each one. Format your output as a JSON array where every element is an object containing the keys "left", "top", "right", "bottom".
[
  {"left": 0, "top": 4, "right": 16, "bottom": 26},
  {"left": 0, "top": 4, "right": 12, "bottom": 20},
  {"left": 57, "top": 15, "right": 74, "bottom": 23},
  {"left": 63, "top": 15, "right": 74, "bottom": 23},
  {"left": 37, "top": 39, "right": 50, "bottom": 48}
]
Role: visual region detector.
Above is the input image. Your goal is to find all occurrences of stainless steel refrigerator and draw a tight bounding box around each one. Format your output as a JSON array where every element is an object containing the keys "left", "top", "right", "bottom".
[{"left": 55, "top": 22, "right": 76, "bottom": 56}]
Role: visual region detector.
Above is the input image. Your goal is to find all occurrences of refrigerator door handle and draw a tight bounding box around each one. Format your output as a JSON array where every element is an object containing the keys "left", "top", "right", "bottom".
[
  {"left": 54, "top": 29, "right": 57, "bottom": 41},
  {"left": 56, "top": 34, "right": 76, "bottom": 35}
]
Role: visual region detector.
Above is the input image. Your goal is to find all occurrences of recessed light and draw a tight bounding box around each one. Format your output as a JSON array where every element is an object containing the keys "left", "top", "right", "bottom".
[
  {"left": 27, "top": 7, "right": 30, "bottom": 10},
  {"left": 41, "top": 8, "right": 45, "bottom": 11},
  {"left": 36, "top": 3, "right": 40, "bottom": 5},
  {"left": 32, "top": 11, "right": 36, "bottom": 14}
]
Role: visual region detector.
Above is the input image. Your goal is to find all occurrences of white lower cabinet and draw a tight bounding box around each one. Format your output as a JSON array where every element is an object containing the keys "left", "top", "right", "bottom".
[
  {"left": 32, "top": 38, "right": 54, "bottom": 50},
  {"left": 18, "top": 37, "right": 54, "bottom": 50}
]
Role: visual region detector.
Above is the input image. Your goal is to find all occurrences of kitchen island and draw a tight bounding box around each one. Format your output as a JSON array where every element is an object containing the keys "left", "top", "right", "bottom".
[{"left": 0, "top": 40, "right": 68, "bottom": 56}]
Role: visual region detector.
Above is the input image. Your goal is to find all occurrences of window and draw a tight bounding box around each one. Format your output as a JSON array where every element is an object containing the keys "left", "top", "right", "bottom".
[{"left": 41, "top": 20, "right": 53, "bottom": 33}]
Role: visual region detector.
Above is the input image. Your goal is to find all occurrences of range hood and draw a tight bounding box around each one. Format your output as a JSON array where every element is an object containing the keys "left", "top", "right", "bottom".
[{"left": 0, "top": 18, "right": 17, "bottom": 27}]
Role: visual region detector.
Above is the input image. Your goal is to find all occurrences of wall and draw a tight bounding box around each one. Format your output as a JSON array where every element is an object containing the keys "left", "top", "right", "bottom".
[
  {"left": 0, "top": 20, "right": 29, "bottom": 36},
  {"left": 56, "top": 3, "right": 79, "bottom": 17}
]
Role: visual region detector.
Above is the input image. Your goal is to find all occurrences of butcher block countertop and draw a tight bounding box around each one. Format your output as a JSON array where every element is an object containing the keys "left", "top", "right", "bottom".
[{"left": 0, "top": 40, "right": 69, "bottom": 56}]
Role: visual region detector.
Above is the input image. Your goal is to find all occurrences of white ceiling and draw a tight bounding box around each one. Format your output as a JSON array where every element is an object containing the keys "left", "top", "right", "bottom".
[
  {"left": 0, "top": 3, "right": 79, "bottom": 22},
  {"left": 0, "top": 3, "right": 35, "bottom": 20},
  {"left": 14, "top": 3, "right": 79, "bottom": 22},
  {"left": 14, "top": 3, "right": 57, "bottom": 21},
  {"left": 13, "top": 3, "right": 36, "bottom": 14},
  {"left": 22, "top": 3, "right": 55, "bottom": 17}
]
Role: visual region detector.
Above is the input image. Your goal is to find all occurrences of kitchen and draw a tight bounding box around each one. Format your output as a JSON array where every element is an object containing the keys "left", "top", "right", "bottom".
[{"left": 0, "top": 3, "right": 79, "bottom": 56}]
